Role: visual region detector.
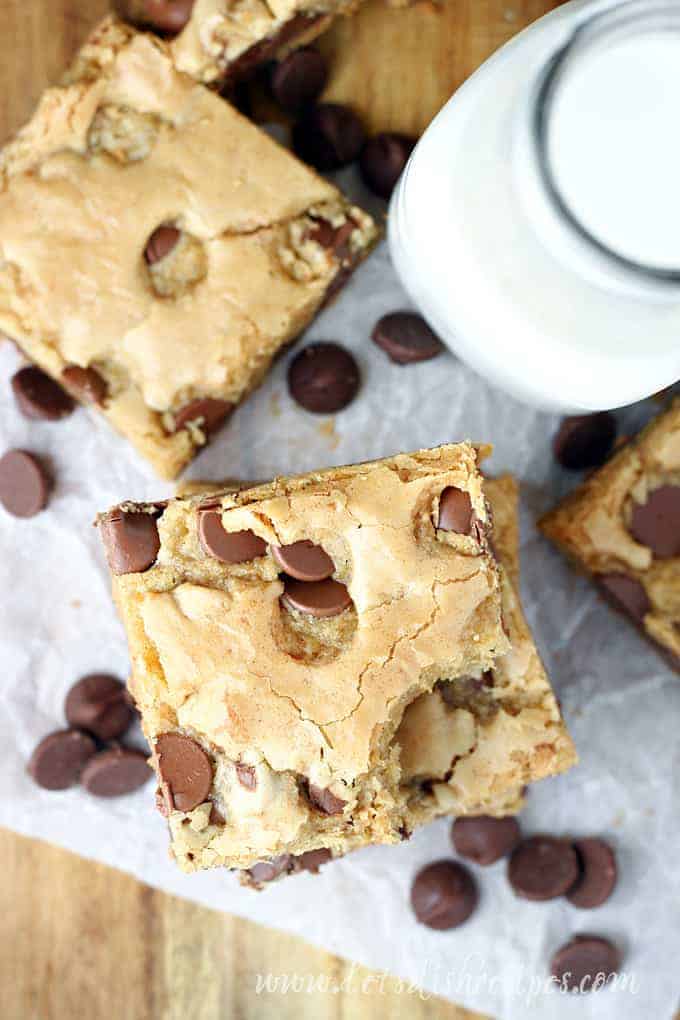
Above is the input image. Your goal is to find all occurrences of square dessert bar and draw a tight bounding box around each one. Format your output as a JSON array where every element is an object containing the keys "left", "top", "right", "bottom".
[
  {"left": 0, "top": 18, "right": 378, "bottom": 479},
  {"left": 540, "top": 399, "right": 680, "bottom": 673},
  {"left": 98, "top": 444, "right": 512, "bottom": 872},
  {"left": 214, "top": 475, "right": 576, "bottom": 887},
  {"left": 120, "top": 0, "right": 360, "bottom": 85}
]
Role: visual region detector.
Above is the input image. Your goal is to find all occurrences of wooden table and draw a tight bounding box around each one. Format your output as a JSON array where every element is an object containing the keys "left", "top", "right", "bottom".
[{"left": 0, "top": 1, "right": 558, "bottom": 1015}]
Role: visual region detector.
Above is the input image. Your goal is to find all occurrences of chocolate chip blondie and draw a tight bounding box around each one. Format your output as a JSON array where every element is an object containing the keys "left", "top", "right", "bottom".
[
  {"left": 118, "top": 0, "right": 360, "bottom": 85},
  {"left": 98, "top": 444, "right": 512, "bottom": 872},
  {"left": 540, "top": 399, "right": 680, "bottom": 672},
  {"left": 242, "top": 474, "right": 576, "bottom": 886},
  {"left": 0, "top": 18, "right": 378, "bottom": 478}
]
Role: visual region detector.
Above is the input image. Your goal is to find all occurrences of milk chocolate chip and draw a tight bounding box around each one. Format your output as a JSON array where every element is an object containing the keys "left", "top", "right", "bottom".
[
  {"left": 272, "top": 540, "right": 334, "bottom": 581},
  {"left": 145, "top": 225, "right": 180, "bottom": 264},
  {"left": 553, "top": 413, "right": 617, "bottom": 470},
  {"left": 550, "top": 936, "right": 621, "bottom": 992},
  {"left": 62, "top": 365, "right": 108, "bottom": 405},
  {"left": 451, "top": 815, "right": 521, "bottom": 866},
  {"left": 508, "top": 836, "right": 579, "bottom": 901},
  {"left": 81, "top": 747, "right": 150, "bottom": 797},
  {"left": 437, "top": 487, "right": 473, "bottom": 534},
  {"left": 28, "top": 730, "right": 97, "bottom": 790},
  {"left": 155, "top": 732, "right": 212, "bottom": 811},
  {"left": 271, "top": 47, "right": 327, "bottom": 112},
  {"left": 282, "top": 577, "right": 352, "bottom": 618},
  {"left": 198, "top": 509, "right": 266, "bottom": 564},
  {"left": 288, "top": 343, "right": 360, "bottom": 414},
  {"left": 99, "top": 510, "right": 161, "bottom": 575},
  {"left": 65, "top": 673, "right": 134, "bottom": 742},
  {"left": 142, "top": 0, "right": 194, "bottom": 34},
  {"left": 171, "top": 398, "right": 233, "bottom": 435},
  {"left": 410, "top": 860, "right": 478, "bottom": 930},
  {"left": 293, "top": 104, "right": 365, "bottom": 171},
  {"left": 598, "top": 573, "right": 651, "bottom": 621},
  {"left": 629, "top": 485, "right": 680, "bottom": 559},
  {"left": 11, "top": 366, "right": 75, "bottom": 421},
  {"left": 372, "top": 311, "right": 444, "bottom": 365},
  {"left": 567, "top": 838, "right": 617, "bottom": 909},
  {"left": 359, "top": 133, "right": 415, "bottom": 199},
  {"left": 0, "top": 449, "right": 51, "bottom": 518}
]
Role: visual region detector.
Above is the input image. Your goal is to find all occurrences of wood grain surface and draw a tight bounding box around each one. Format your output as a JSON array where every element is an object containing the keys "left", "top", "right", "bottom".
[{"left": 0, "top": 1, "right": 559, "bottom": 1017}]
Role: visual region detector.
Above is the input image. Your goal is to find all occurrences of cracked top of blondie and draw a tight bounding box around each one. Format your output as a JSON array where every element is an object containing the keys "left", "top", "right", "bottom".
[
  {"left": 98, "top": 444, "right": 510, "bottom": 870},
  {"left": 0, "top": 17, "right": 377, "bottom": 477},
  {"left": 540, "top": 399, "right": 680, "bottom": 671}
]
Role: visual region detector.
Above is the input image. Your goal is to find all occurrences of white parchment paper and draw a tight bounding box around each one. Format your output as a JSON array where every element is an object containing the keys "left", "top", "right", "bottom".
[{"left": 1, "top": 161, "right": 678, "bottom": 1019}]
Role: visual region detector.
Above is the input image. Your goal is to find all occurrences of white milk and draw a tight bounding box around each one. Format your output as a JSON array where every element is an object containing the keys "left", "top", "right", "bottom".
[{"left": 388, "top": 0, "right": 680, "bottom": 411}]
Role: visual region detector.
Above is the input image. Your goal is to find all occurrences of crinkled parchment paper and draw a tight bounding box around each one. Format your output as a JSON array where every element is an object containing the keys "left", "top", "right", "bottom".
[{"left": 1, "top": 163, "right": 678, "bottom": 1020}]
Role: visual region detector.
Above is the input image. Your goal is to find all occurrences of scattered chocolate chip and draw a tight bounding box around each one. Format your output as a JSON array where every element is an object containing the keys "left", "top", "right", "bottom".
[
  {"left": 451, "top": 815, "right": 521, "bottom": 866},
  {"left": 235, "top": 762, "right": 257, "bottom": 790},
  {"left": 28, "top": 729, "right": 97, "bottom": 790},
  {"left": 272, "top": 540, "right": 334, "bottom": 582},
  {"left": 296, "top": 848, "right": 333, "bottom": 873},
  {"left": 11, "top": 365, "right": 75, "bottom": 421},
  {"left": 282, "top": 577, "right": 352, "bottom": 618},
  {"left": 288, "top": 342, "right": 360, "bottom": 414},
  {"left": 198, "top": 509, "right": 267, "bottom": 563},
  {"left": 292, "top": 103, "right": 365, "bottom": 171},
  {"left": 0, "top": 449, "right": 51, "bottom": 518},
  {"left": 306, "top": 783, "right": 346, "bottom": 815},
  {"left": 359, "top": 132, "right": 415, "bottom": 199},
  {"left": 271, "top": 47, "right": 327, "bottom": 112},
  {"left": 155, "top": 732, "right": 213, "bottom": 812},
  {"left": 155, "top": 785, "right": 169, "bottom": 816},
  {"left": 248, "top": 855, "right": 293, "bottom": 884},
  {"left": 209, "top": 802, "right": 225, "bottom": 826},
  {"left": 171, "top": 397, "right": 233, "bottom": 435},
  {"left": 550, "top": 935, "right": 621, "bottom": 992},
  {"left": 99, "top": 510, "right": 161, "bottom": 575},
  {"left": 372, "top": 311, "right": 444, "bottom": 365},
  {"left": 567, "top": 838, "right": 617, "bottom": 909},
  {"left": 61, "top": 365, "right": 108, "bottom": 405},
  {"left": 145, "top": 224, "right": 180, "bottom": 264},
  {"left": 410, "top": 860, "right": 478, "bottom": 930},
  {"left": 508, "top": 836, "right": 579, "bottom": 901},
  {"left": 308, "top": 218, "right": 355, "bottom": 260},
  {"left": 629, "top": 485, "right": 680, "bottom": 559},
  {"left": 65, "top": 673, "right": 134, "bottom": 742},
  {"left": 437, "top": 487, "right": 473, "bottom": 534},
  {"left": 598, "top": 572, "right": 651, "bottom": 621},
  {"left": 553, "top": 413, "right": 617, "bottom": 470},
  {"left": 141, "top": 0, "right": 194, "bottom": 34},
  {"left": 81, "top": 747, "right": 150, "bottom": 797}
]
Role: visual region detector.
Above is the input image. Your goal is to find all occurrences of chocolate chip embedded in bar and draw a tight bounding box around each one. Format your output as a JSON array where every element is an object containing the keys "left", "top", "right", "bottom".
[
  {"left": 98, "top": 443, "right": 514, "bottom": 873},
  {"left": 117, "top": 0, "right": 359, "bottom": 86},
  {"left": 540, "top": 398, "right": 680, "bottom": 672},
  {"left": 0, "top": 17, "right": 378, "bottom": 479}
]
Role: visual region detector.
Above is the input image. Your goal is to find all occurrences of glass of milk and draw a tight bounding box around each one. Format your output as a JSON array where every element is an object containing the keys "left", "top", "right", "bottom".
[{"left": 388, "top": 0, "right": 680, "bottom": 411}]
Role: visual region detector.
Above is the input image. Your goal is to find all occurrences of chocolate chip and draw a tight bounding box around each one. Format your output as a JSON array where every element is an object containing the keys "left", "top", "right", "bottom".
[
  {"left": 306, "top": 783, "right": 346, "bottom": 815},
  {"left": 437, "top": 487, "right": 473, "bottom": 534},
  {"left": 288, "top": 343, "right": 360, "bottom": 414},
  {"left": 61, "top": 365, "right": 108, "bottom": 405},
  {"left": 81, "top": 747, "right": 150, "bottom": 797},
  {"left": 296, "top": 848, "right": 333, "bottom": 873},
  {"left": 198, "top": 509, "right": 267, "bottom": 563},
  {"left": 271, "top": 47, "right": 327, "bottom": 112},
  {"left": 142, "top": 0, "right": 194, "bottom": 34},
  {"left": 209, "top": 802, "right": 225, "bottom": 826},
  {"left": 272, "top": 540, "right": 334, "bottom": 582},
  {"left": 11, "top": 365, "right": 75, "bottom": 421},
  {"left": 292, "top": 104, "right": 365, "bottom": 171},
  {"left": 248, "top": 855, "right": 293, "bottom": 884},
  {"left": 359, "top": 132, "right": 415, "bottom": 199},
  {"left": 308, "top": 218, "right": 355, "bottom": 260},
  {"left": 64, "top": 674, "right": 134, "bottom": 742},
  {"left": 0, "top": 449, "right": 51, "bottom": 518},
  {"left": 235, "top": 762, "right": 257, "bottom": 790},
  {"left": 171, "top": 397, "right": 233, "bottom": 435},
  {"left": 451, "top": 815, "right": 521, "bottom": 866},
  {"left": 410, "top": 860, "right": 478, "bottom": 930},
  {"left": 145, "top": 224, "right": 180, "bottom": 264},
  {"left": 567, "top": 838, "right": 617, "bottom": 909},
  {"left": 371, "top": 311, "right": 444, "bottom": 365},
  {"left": 629, "top": 485, "right": 680, "bottom": 559},
  {"left": 99, "top": 510, "right": 161, "bottom": 575},
  {"left": 28, "top": 729, "right": 97, "bottom": 790},
  {"left": 553, "top": 413, "right": 617, "bottom": 470},
  {"left": 282, "top": 577, "right": 352, "bottom": 618},
  {"left": 155, "top": 732, "right": 213, "bottom": 812},
  {"left": 508, "top": 836, "right": 579, "bottom": 901},
  {"left": 550, "top": 935, "right": 621, "bottom": 992},
  {"left": 598, "top": 572, "right": 651, "bottom": 621},
  {"left": 155, "top": 786, "right": 169, "bottom": 816}
]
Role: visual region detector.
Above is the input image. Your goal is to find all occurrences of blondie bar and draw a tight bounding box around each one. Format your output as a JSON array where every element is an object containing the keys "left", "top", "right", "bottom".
[
  {"left": 118, "top": 0, "right": 360, "bottom": 85},
  {"left": 98, "top": 444, "right": 511, "bottom": 871},
  {"left": 242, "top": 475, "right": 576, "bottom": 886},
  {"left": 540, "top": 399, "right": 680, "bottom": 672},
  {"left": 0, "top": 18, "right": 377, "bottom": 478}
]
